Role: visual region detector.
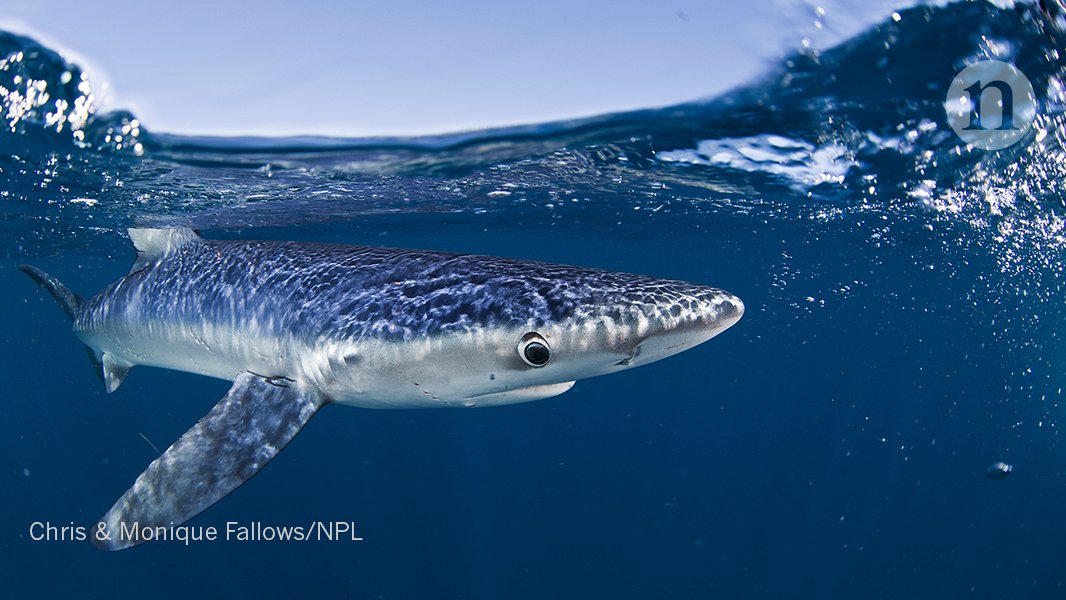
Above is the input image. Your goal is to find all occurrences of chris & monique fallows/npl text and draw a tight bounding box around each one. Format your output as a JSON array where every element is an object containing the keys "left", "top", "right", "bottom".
[{"left": 28, "top": 520, "right": 364, "bottom": 545}]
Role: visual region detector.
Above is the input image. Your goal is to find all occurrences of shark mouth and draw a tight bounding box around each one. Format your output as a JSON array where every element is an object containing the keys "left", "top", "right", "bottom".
[{"left": 465, "top": 381, "right": 577, "bottom": 406}]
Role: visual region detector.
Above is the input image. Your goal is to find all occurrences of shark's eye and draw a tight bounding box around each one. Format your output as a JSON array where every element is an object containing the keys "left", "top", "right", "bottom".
[{"left": 518, "top": 332, "right": 551, "bottom": 367}]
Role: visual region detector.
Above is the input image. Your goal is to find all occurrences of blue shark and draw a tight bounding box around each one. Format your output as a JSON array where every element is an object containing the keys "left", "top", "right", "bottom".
[{"left": 20, "top": 228, "right": 743, "bottom": 550}]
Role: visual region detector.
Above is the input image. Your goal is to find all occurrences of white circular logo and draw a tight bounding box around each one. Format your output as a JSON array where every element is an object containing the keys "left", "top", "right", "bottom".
[{"left": 945, "top": 60, "right": 1036, "bottom": 151}]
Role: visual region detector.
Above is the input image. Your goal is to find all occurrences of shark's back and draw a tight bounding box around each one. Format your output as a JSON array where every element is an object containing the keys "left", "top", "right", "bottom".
[{"left": 80, "top": 235, "right": 704, "bottom": 346}]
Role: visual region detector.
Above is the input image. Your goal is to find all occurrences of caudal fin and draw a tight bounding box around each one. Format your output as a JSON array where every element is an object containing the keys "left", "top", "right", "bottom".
[
  {"left": 18, "top": 264, "right": 106, "bottom": 384},
  {"left": 18, "top": 264, "right": 83, "bottom": 320}
]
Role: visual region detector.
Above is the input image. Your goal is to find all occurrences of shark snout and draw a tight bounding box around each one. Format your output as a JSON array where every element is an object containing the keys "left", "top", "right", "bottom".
[
  {"left": 684, "top": 288, "right": 744, "bottom": 340},
  {"left": 705, "top": 291, "right": 744, "bottom": 330},
  {"left": 620, "top": 288, "right": 743, "bottom": 367}
]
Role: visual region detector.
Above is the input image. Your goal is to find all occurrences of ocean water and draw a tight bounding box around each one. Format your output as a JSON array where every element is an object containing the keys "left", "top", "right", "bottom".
[{"left": 3, "top": 2, "right": 1066, "bottom": 598}]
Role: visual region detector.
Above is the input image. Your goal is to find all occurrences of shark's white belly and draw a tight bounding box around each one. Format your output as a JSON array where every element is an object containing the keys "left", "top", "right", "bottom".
[
  {"left": 78, "top": 316, "right": 581, "bottom": 410},
  {"left": 76, "top": 318, "right": 294, "bottom": 385}
]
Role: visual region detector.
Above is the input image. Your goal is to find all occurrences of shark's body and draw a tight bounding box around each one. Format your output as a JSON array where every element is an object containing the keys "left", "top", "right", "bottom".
[{"left": 21, "top": 228, "right": 743, "bottom": 550}]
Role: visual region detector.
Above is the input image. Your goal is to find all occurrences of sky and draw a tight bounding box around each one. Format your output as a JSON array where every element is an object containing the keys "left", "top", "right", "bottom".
[{"left": 1, "top": 0, "right": 920, "bottom": 137}]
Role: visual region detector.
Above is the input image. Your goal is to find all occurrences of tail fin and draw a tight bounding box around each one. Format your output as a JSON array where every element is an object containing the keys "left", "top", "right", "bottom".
[
  {"left": 18, "top": 264, "right": 83, "bottom": 320},
  {"left": 18, "top": 264, "right": 106, "bottom": 384}
]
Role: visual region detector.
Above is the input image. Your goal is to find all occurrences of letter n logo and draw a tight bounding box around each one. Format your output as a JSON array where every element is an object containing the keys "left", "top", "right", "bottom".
[
  {"left": 947, "top": 60, "right": 1034, "bottom": 150},
  {"left": 962, "top": 80, "right": 1016, "bottom": 131}
]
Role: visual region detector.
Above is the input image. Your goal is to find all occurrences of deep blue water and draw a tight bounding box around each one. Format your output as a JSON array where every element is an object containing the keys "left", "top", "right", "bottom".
[{"left": 3, "top": 2, "right": 1066, "bottom": 598}]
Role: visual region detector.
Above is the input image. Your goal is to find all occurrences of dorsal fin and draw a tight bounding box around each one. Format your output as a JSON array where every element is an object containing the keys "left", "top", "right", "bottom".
[{"left": 128, "top": 228, "right": 201, "bottom": 272}]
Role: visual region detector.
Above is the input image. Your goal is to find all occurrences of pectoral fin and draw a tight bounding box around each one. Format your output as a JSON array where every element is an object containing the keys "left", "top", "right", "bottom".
[{"left": 91, "top": 372, "right": 327, "bottom": 550}]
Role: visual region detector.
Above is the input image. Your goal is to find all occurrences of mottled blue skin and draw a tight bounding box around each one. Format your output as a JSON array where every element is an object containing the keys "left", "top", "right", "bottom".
[{"left": 78, "top": 238, "right": 737, "bottom": 346}]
